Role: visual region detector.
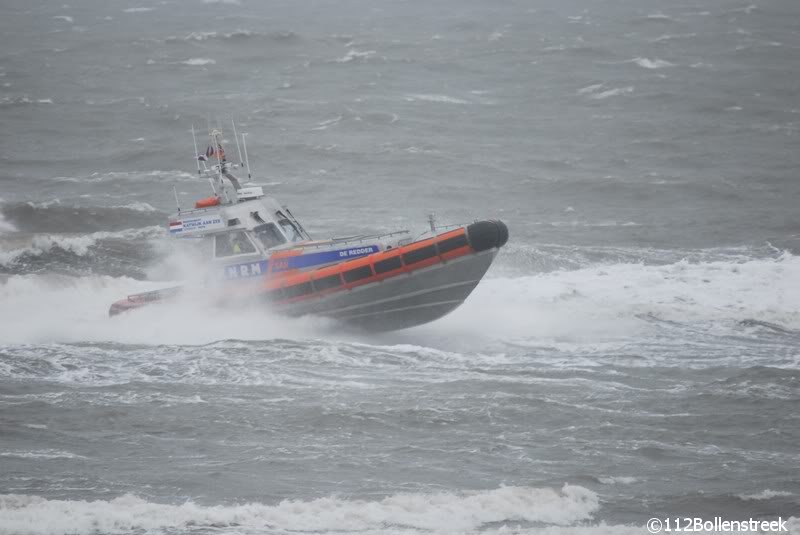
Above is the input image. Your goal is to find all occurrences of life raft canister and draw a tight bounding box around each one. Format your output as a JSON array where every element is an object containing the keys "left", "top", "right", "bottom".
[{"left": 195, "top": 196, "right": 221, "bottom": 209}]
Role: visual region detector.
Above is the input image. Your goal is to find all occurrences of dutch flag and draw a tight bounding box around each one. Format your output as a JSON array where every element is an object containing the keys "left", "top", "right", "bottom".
[{"left": 169, "top": 220, "right": 184, "bottom": 233}]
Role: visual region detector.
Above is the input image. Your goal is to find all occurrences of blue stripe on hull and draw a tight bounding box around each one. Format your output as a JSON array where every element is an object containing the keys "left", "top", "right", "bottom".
[
  {"left": 270, "top": 245, "right": 379, "bottom": 272},
  {"left": 224, "top": 245, "right": 379, "bottom": 279}
]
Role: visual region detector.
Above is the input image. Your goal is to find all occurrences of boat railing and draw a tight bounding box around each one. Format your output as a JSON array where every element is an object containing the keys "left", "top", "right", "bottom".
[
  {"left": 170, "top": 205, "right": 223, "bottom": 218},
  {"left": 432, "top": 223, "right": 465, "bottom": 231},
  {"left": 299, "top": 230, "right": 411, "bottom": 250}
]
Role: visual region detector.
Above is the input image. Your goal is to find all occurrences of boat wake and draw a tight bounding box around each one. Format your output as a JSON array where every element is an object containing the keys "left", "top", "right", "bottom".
[{"left": 0, "top": 250, "right": 797, "bottom": 349}]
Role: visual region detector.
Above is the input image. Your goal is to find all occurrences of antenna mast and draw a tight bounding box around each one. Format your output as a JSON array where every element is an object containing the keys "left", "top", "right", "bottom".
[
  {"left": 210, "top": 129, "right": 229, "bottom": 202},
  {"left": 231, "top": 118, "right": 245, "bottom": 170},
  {"left": 191, "top": 125, "right": 201, "bottom": 176},
  {"left": 241, "top": 133, "right": 252, "bottom": 179},
  {"left": 173, "top": 185, "right": 182, "bottom": 213}
]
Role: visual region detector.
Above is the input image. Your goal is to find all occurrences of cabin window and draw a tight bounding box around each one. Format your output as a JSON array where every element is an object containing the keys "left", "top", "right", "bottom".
[
  {"left": 437, "top": 234, "right": 469, "bottom": 254},
  {"left": 343, "top": 264, "right": 373, "bottom": 283},
  {"left": 253, "top": 223, "right": 286, "bottom": 250},
  {"left": 265, "top": 288, "right": 285, "bottom": 302},
  {"left": 314, "top": 274, "right": 343, "bottom": 291},
  {"left": 215, "top": 231, "right": 256, "bottom": 257},
  {"left": 374, "top": 255, "right": 402, "bottom": 274},
  {"left": 284, "top": 281, "right": 314, "bottom": 299},
  {"left": 402, "top": 244, "right": 438, "bottom": 265},
  {"left": 276, "top": 211, "right": 303, "bottom": 242}
]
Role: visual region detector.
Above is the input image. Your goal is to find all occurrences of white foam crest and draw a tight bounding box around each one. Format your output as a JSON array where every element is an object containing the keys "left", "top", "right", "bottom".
[
  {"left": 630, "top": 57, "right": 674, "bottom": 69},
  {"left": 335, "top": 49, "right": 376, "bottom": 63},
  {"left": 405, "top": 93, "right": 469, "bottom": 104},
  {"left": 0, "top": 271, "right": 341, "bottom": 346},
  {"left": 173, "top": 31, "right": 217, "bottom": 41},
  {"left": 51, "top": 15, "right": 73, "bottom": 23},
  {"left": 0, "top": 96, "right": 54, "bottom": 107},
  {"left": 112, "top": 201, "right": 157, "bottom": 212},
  {"left": 577, "top": 83, "right": 605, "bottom": 95},
  {"left": 312, "top": 115, "right": 343, "bottom": 131},
  {"left": 483, "top": 526, "right": 655, "bottom": 535},
  {"left": 732, "top": 4, "right": 757, "bottom": 14},
  {"left": 175, "top": 30, "right": 255, "bottom": 42},
  {"left": 0, "top": 449, "right": 86, "bottom": 460},
  {"left": 588, "top": 86, "right": 634, "bottom": 100},
  {"left": 203, "top": 0, "right": 241, "bottom": 4},
  {"left": 403, "top": 252, "right": 800, "bottom": 347},
  {"left": 650, "top": 33, "right": 696, "bottom": 43},
  {"left": 54, "top": 170, "right": 195, "bottom": 183},
  {"left": 0, "top": 227, "right": 162, "bottom": 267},
  {"left": 645, "top": 13, "right": 674, "bottom": 21},
  {"left": 0, "top": 212, "right": 16, "bottom": 234},
  {"left": 0, "top": 485, "right": 597, "bottom": 535},
  {"left": 122, "top": 7, "right": 153, "bottom": 13},
  {"left": 597, "top": 476, "right": 638, "bottom": 485},
  {"left": 26, "top": 199, "right": 61, "bottom": 209},
  {"left": 181, "top": 58, "right": 216, "bottom": 66},
  {"left": 737, "top": 489, "right": 794, "bottom": 501}
]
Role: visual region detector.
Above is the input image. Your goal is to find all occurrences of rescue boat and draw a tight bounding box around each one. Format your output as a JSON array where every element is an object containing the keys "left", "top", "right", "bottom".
[{"left": 108, "top": 126, "right": 508, "bottom": 331}]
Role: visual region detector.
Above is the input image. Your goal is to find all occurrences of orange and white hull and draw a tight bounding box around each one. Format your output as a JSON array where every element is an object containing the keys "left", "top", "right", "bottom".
[{"left": 109, "top": 220, "right": 508, "bottom": 331}]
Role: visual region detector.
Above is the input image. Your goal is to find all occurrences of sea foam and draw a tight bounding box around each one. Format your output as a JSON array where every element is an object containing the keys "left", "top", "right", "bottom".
[
  {"left": 181, "top": 58, "right": 216, "bottom": 66},
  {"left": 0, "top": 485, "right": 598, "bottom": 534}
]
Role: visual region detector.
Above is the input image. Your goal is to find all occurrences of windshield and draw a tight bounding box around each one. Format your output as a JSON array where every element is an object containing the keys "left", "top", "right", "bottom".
[
  {"left": 277, "top": 218, "right": 302, "bottom": 242},
  {"left": 253, "top": 223, "right": 287, "bottom": 250},
  {"left": 214, "top": 231, "right": 257, "bottom": 257}
]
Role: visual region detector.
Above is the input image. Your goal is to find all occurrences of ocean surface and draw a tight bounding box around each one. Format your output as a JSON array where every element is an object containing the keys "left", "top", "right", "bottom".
[{"left": 1, "top": 0, "right": 799, "bottom": 533}]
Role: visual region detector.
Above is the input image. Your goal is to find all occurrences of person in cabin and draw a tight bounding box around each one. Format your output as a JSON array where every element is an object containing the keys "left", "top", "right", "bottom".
[{"left": 231, "top": 235, "right": 243, "bottom": 255}]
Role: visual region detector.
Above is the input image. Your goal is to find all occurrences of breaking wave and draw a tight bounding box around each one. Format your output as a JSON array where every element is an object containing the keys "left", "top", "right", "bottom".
[
  {"left": 0, "top": 96, "right": 54, "bottom": 107},
  {"left": 398, "top": 250, "right": 800, "bottom": 352},
  {"left": 166, "top": 29, "right": 297, "bottom": 43},
  {"left": 404, "top": 93, "right": 469, "bottom": 104},
  {"left": 181, "top": 58, "right": 215, "bottom": 66},
  {"left": 581, "top": 85, "right": 634, "bottom": 100},
  {"left": 629, "top": 57, "right": 674, "bottom": 69},
  {"left": 49, "top": 169, "right": 197, "bottom": 185},
  {"left": 0, "top": 227, "right": 162, "bottom": 278},
  {"left": 0, "top": 449, "right": 86, "bottom": 460},
  {"left": 112, "top": 201, "right": 157, "bottom": 212},
  {"left": 737, "top": 489, "right": 795, "bottom": 501},
  {"left": 0, "top": 209, "right": 16, "bottom": 234},
  {"left": 650, "top": 33, "right": 697, "bottom": 43},
  {"left": 335, "top": 49, "right": 377, "bottom": 63},
  {"left": 0, "top": 201, "right": 161, "bottom": 233},
  {"left": 0, "top": 485, "right": 599, "bottom": 535}
]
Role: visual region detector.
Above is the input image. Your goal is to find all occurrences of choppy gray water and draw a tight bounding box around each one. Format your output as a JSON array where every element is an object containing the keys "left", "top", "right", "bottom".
[{"left": 1, "top": 0, "right": 799, "bottom": 533}]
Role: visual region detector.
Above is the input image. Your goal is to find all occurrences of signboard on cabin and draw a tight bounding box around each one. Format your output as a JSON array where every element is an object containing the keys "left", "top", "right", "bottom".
[{"left": 168, "top": 214, "right": 225, "bottom": 235}]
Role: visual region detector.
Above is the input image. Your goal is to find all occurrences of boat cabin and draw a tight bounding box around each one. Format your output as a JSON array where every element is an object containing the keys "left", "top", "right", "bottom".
[{"left": 168, "top": 190, "right": 311, "bottom": 263}]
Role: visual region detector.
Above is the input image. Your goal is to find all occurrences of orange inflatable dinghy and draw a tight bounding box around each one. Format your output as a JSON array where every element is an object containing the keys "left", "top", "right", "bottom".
[{"left": 194, "top": 196, "right": 220, "bottom": 209}]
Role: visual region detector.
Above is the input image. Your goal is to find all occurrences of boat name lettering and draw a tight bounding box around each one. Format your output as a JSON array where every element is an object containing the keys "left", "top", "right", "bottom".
[
  {"left": 339, "top": 246, "right": 377, "bottom": 258},
  {"left": 224, "top": 260, "right": 268, "bottom": 279},
  {"left": 183, "top": 216, "right": 222, "bottom": 230},
  {"left": 270, "top": 245, "right": 379, "bottom": 272}
]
